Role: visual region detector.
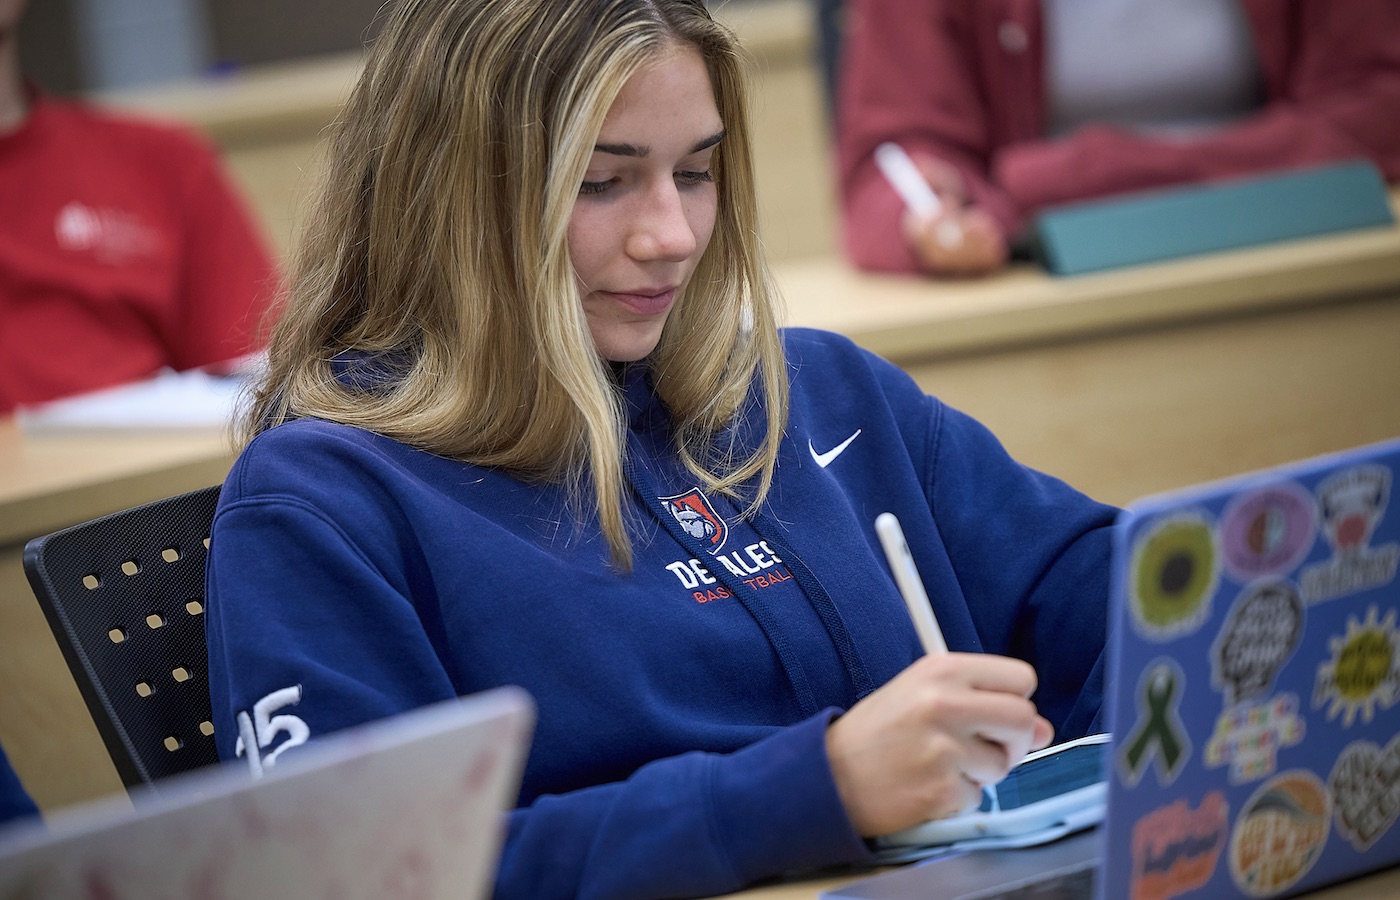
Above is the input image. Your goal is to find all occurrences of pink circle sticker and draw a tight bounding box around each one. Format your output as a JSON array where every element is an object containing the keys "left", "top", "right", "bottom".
[{"left": 1220, "top": 483, "right": 1317, "bottom": 581}]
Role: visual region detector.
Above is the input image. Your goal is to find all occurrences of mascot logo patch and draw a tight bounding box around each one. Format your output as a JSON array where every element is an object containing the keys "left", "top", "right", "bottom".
[{"left": 663, "top": 489, "right": 727, "bottom": 554}]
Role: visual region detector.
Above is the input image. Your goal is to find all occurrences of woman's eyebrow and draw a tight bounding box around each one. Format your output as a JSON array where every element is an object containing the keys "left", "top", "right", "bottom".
[
  {"left": 690, "top": 129, "right": 727, "bottom": 153},
  {"left": 593, "top": 129, "right": 727, "bottom": 158}
]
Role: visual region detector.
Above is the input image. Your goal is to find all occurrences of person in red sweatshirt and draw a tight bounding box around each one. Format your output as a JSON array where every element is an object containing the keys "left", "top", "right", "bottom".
[
  {"left": 836, "top": 0, "right": 1400, "bottom": 276},
  {"left": 0, "top": 0, "right": 280, "bottom": 412}
]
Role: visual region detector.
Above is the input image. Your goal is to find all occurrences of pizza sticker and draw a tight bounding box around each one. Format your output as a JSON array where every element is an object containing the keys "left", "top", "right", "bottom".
[{"left": 1229, "top": 770, "right": 1330, "bottom": 897}]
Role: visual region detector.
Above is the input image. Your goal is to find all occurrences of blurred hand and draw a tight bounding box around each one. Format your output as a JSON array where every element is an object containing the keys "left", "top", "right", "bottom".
[
  {"left": 902, "top": 207, "right": 1009, "bottom": 277},
  {"left": 825, "top": 652, "right": 1053, "bottom": 837},
  {"left": 896, "top": 152, "right": 1009, "bottom": 277}
]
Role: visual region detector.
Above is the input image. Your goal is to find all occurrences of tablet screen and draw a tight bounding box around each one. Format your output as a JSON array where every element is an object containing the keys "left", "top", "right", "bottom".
[{"left": 987, "top": 740, "right": 1106, "bottom": 812}]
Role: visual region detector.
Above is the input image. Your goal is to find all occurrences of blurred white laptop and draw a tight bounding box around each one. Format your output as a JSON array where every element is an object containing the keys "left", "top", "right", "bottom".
[{"left": 0, "top": 687, "right": 533, "bottom": 900}]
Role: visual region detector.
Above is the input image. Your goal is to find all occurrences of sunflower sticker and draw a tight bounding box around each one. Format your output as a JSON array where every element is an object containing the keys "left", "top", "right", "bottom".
[{"left": 1130, "top": 511, "right": 1221, "bottom": 641}]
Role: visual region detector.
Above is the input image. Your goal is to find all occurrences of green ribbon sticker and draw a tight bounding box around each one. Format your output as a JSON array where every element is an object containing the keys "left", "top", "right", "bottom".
[{"left": 1121, "top": 658, "right": 1192, "bottom": 787}]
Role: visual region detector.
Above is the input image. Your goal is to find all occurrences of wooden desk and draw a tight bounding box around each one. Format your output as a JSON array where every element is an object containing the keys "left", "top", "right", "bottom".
[
  {"left": 777, "top": 208, "right": 1400, "bottom": 507},
  {"left": 0, "top": 421, "right": 235, "bottom": 812}
]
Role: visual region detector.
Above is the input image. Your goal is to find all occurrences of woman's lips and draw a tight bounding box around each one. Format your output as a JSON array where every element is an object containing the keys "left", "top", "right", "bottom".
[{"left": 601, "top": 287, "right": 677, "bottom": 316}]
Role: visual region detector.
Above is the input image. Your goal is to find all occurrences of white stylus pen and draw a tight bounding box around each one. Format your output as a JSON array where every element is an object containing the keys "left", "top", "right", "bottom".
[
  {"left": 874, "top": 142, "right": 944, "bottom": 219},
  {"left": 875, "top": 512, "right": 949, "bottom": 656},
  {"left": 874, "top": 143, "right": 961, "bottom": 248}
]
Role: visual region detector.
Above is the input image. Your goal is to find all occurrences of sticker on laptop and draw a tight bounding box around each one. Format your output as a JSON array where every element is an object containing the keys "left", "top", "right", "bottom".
[
  {"left": 1204, "top": 692, "right": 1304, "bottom": 784},
  {"left": 1210, "top": 580, "right": 1305, "bottom": 707},
  {"left": 1313, "top": 603, "right": 1400, "bottom": 727},
  {"left": 1129, "top": 511, "right": 1220, "bottom": 641},
  {"left": 1131, "top": 791, "right": 1228, "bottom": 900},
  {"left": 1118, "top": 657, "right": 1192, "bottom": 788},
  {"left": 1300, "top": 464, "right": 1399, "bottom": 604},
  {"left": 1329, "top": 735, "right": 1400, "bottom": 851},
  {"left": 1228, "top": 770, "right": 1330, "bottom": 897},
  {"left": 1219, "top": 483, "right": 1317, "bottom": 582}
]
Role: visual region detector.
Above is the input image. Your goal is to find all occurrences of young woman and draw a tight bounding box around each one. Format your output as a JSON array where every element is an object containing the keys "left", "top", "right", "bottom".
[{"left": 205, "top": 1, "right": 1115, "bottom": 897}]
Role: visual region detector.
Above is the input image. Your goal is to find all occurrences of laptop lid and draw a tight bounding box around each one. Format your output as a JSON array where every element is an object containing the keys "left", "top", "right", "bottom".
[
  {"left": 0, "top": 686, "right": 533, "bottom": 899},
  {"left": 1102, "top": 437, "right": 1400, "bottom": 898}
]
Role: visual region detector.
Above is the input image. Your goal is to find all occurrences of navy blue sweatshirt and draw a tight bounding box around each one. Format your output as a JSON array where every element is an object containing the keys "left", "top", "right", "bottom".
[
  {"left": 205, "top": 328, "right": 1115, "bottom": 899},
  {"left": 0, "top": 744, "right": 37, "bottom": 829}
]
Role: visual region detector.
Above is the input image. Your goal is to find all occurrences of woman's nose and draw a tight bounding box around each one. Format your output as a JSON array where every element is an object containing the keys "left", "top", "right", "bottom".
[{"left": 626, "top": 181, "right": 698, "bottom": 262}]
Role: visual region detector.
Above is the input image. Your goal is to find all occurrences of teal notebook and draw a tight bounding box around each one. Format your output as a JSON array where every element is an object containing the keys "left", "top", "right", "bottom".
[{"left": 1032, "top": 160, "right": 1396, "bottom": 276}]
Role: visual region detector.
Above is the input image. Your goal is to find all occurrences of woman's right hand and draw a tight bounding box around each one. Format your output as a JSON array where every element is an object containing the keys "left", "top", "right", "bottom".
[{"left": 825, "top": 652, "right": 1053, "bottom": 837}]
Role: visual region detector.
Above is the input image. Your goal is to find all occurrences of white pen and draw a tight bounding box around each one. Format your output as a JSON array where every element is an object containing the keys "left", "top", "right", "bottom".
[
  {"left": 873, "top": 142, "right": 961, "bottom": 249},
  {"left": 874, "top": 142, "right": 943, "bottom": 219},
  {"left": 875, "top": 512, "right": 949, "bottom": 656}
]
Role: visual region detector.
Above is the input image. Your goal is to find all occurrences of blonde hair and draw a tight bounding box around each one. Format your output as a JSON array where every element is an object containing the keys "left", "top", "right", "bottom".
[{"left": 244, "top": 0, "right": 787, "bottom": 567}]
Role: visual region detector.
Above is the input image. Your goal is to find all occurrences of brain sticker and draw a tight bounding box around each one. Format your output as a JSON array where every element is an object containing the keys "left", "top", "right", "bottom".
[
  {"left": 1211, "top": 581, "right": 1305, "bottom": 707},
  {"left": 1220, "top": 483, "right": 1317, "bottom": 581},
  {"left": 1329, "top": 736, "right": 1400, "bottom": 851},
  {"left": 1313, "top": 604, "right": 1400, "bottom": 727},
  {"left": 1229, "top": 770, "right": 1331, "bottom": 897},
  {"left": 1130, "top": 512, "right": 1220, "bottom": 641}
]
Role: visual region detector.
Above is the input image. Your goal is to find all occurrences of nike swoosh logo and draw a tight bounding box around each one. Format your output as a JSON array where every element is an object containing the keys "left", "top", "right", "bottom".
[{"left": 809, "top": 429, "right": 862, "bottom": 468}]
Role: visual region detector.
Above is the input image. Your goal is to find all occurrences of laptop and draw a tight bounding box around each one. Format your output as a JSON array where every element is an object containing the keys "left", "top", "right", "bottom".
[
  {"left": 825, "top": 436, "right": 1400, "bottom": 899},
  {"left": 0, "top": 686, "right": 533, "bottom": 899}
]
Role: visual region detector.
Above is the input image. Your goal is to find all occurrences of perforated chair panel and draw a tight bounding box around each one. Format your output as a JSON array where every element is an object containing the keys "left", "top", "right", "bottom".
[{"left": 23, "top": 485, "right": 223, "bottom": 791}]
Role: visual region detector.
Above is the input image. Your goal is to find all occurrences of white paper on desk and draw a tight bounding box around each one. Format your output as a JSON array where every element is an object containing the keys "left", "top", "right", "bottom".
[{"left": 14, "top": 368, "right": 247, "bottom": 433}]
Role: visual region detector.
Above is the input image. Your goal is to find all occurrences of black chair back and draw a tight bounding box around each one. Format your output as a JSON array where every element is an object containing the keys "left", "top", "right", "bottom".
[{"left": 22, "top": 485, "right": 222, "bottom": 791}]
